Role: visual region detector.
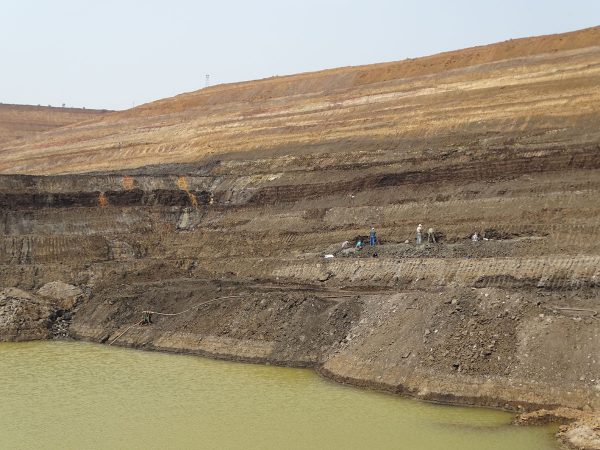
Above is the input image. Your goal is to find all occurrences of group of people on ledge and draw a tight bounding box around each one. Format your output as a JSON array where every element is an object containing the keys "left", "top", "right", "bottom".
[
  {"left": 354, "top": 224, "right": 483, "bottom": 249},
  {"left": 354, "top": 227, "right": 378, "bottom": 249}
]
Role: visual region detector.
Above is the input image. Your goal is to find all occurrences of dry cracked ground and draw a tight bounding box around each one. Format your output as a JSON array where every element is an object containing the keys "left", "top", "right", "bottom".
[{"left": 1, "top": 26, "right": 599, "bottom": 449}]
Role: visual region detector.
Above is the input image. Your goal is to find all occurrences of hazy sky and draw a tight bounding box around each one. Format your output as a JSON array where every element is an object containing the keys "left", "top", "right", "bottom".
[{"left": 2, "top": 0, "right": 599, "bottom": 110}]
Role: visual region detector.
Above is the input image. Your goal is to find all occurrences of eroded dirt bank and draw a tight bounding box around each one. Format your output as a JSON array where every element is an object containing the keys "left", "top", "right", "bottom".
[
  {"left": 2, "top": 273, "right": 598, "bottom": 448},
  {"left": 68, "top": 278, "right": 599, "bottom": 413}
]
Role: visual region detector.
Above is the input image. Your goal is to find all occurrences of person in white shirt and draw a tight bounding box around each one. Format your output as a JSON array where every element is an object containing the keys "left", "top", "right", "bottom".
[{"left": 416, "top": 224, "right": 423, "bottom": 245}]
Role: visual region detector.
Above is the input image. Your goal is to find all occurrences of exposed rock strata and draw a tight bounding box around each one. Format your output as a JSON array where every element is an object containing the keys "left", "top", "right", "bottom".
[{"left": 0, "top": 26, "right": 599, "bottom": 450}]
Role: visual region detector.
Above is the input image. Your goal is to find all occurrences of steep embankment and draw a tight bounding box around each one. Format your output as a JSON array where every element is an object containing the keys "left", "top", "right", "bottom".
[
  {"left": 0, "top": 104, "right": 110, "bottom": 146},
  {"left": 0, "top": 26, "right": 599, "bottom": 449}
]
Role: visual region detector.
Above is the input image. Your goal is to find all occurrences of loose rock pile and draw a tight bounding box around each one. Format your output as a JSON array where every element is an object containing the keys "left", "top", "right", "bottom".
[
  {"left": 0, "top": 288, "right": 54, "bottom": 341},
  {"left": 0, "top": 282, "right": 83, "bottom": 341}
]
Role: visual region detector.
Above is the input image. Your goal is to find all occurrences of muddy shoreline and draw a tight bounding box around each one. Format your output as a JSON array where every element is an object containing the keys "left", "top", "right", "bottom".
[
  {"left": 1, "top": 257, "right": 598, "bottom": 450},
  {"left": 62, "top": 320, "right": 600, "bottom": 450}
]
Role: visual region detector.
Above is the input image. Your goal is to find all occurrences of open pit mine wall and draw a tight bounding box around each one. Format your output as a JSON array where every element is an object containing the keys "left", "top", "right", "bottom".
[{"left": 0, "top": 140, "right": 599, "bottom": 413}]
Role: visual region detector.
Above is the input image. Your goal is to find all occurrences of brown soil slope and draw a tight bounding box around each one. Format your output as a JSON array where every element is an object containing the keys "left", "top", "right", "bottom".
[
  {"left": 1, "top": 26, "right": 599, "bottom": 449},
  {"left": 0, "top": 104, "right": 110, "bottom": 146},
  {"left": 1, "top": 26, "right": 599, "bottom": 175}
]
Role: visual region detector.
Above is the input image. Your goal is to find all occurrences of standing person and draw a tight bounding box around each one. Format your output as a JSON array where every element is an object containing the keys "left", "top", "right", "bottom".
[
  {"left": 416, "top": 224, "right": 423, "bottom": 245},
  {"left": 428, "top": 227, "right": 436, "bottom": 243},
  {"left": 471, "top": 232, "right": 479, "bottom": 242},
  {"left": 369, "top": 227, "right": 377, "bottom": 246}
]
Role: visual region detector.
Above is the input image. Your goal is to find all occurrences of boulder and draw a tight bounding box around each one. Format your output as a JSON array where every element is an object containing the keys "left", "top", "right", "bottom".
[
  {"left": 37, "top": 281, "right": 83, "bottom": 310},
  {"left": 0, "top": 288, "right": 54, "bottom": 341}
]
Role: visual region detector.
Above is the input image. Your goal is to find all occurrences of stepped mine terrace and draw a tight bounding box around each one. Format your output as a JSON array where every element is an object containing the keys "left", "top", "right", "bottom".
[{"left": 1, "top": 26, "right": 599, "bottom": 449}]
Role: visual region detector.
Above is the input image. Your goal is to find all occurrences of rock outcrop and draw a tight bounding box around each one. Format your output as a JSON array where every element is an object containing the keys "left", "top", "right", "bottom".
[
  {"left": 0, "top": 283, "right": 84, "bottom": 341},
  {"left": 37, "top": 281, "right": 83, "bottom": 310},
  {"left": 0, "top": 288, "right": 54, "bottom": 341}
]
